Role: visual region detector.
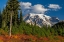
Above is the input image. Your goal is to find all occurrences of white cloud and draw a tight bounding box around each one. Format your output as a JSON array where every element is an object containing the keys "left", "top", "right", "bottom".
[
  {"left": 20, "top": 2, "right": 48, "bottom": 15},
  {"left": 20, "top": 2, "right": 31, "bottom": 15},
  {"left": 20, "top": 2, "right": 62, "bottom": 15},
  {"left": 30, "top": 4, "right": 48, "bottom": 14},
  {"left": 20, "top": 2, "right": 31, "bottom": 9},
  {"left": 48, "top": 4, "right": 61, "bottom": 11}
]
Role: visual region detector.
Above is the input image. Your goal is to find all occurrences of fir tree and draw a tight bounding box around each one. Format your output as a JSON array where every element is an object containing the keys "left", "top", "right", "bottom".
[
  {"left": 20, "top": 10, "right": 23, "bottom": 23},
  {"left": 0, "top": 10, "right": 2, "bottom": 28},
  {"left": 2, "top": 8, "right": 8, "bottom": 28},
  {"left": 5, "top": 0, "right": 20, "bottom": 36}
]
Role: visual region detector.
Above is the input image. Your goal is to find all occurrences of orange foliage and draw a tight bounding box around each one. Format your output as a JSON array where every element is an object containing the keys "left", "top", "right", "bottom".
[{"left": 0, "top": 34, "right": 64, "bottom": 42}]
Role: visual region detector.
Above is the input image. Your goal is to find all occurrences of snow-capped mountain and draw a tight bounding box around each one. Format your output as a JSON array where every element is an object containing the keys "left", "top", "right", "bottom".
[{"left": 23, "top": 13, "right": 59, "bottom": 27}]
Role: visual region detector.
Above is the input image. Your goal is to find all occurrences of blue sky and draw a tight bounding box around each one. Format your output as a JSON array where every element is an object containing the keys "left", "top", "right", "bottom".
[
  {"left": 0, "top": 0, "right": 64, "bottom": 20},
  {"left": 0, "top": 0, "right": 7, "bottom": 10}
]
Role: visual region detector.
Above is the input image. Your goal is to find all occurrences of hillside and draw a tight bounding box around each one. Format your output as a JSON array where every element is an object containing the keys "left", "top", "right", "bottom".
[
  {"left": 52, "top": 21, "right": 64, "bottom": 36},
  {"left": 52, "top": 21, "right": 64, "bottom": 28},
  {"left": 0, "top": 21, "right": 64, "bottom": 42}
]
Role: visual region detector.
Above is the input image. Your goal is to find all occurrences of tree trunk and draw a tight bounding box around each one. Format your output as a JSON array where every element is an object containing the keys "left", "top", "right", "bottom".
[{"left": 10, "top": 11, "right": 13, "bottom": 37}]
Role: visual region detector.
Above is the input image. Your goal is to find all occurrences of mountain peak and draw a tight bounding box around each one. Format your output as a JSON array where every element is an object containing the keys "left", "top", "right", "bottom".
[{"left": 23, "top": 13, "right": 59, "bottom": 27}]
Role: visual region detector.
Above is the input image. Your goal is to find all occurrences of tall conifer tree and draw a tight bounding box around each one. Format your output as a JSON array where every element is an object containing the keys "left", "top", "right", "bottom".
[
  {"left": 0, "top": 11, "right": 2, "bottom": 28},
  {"left": 5, "top": 0, "right": 20, "bottom": 36},
  {"left": 20, "top": 10, "right": 23, "bottom": 23},
  {"left": 2, "top": 8, "right": 8, "bottom": 28}
]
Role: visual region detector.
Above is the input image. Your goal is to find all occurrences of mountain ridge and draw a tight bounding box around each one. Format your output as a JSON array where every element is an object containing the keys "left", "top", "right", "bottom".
[{"left": 23, "top": 13, "right": 59, "bottom": 27}]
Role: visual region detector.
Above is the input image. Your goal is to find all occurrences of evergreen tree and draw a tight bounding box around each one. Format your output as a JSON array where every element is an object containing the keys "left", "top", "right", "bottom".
[
  {"left": 20, "top": 10, "right": 23, "bottom": 23},
  {"left": 2, "top": 8, "right": 8, "bottom": 28},
  {"left": 6, "top": 0, "right": 20, "bottom": 25},
  {"left": 4, "top": 0, "right": 20, "bottom": 36},
  {"left": 0, "top": 10, "right": 2, "bottom": 28}
]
